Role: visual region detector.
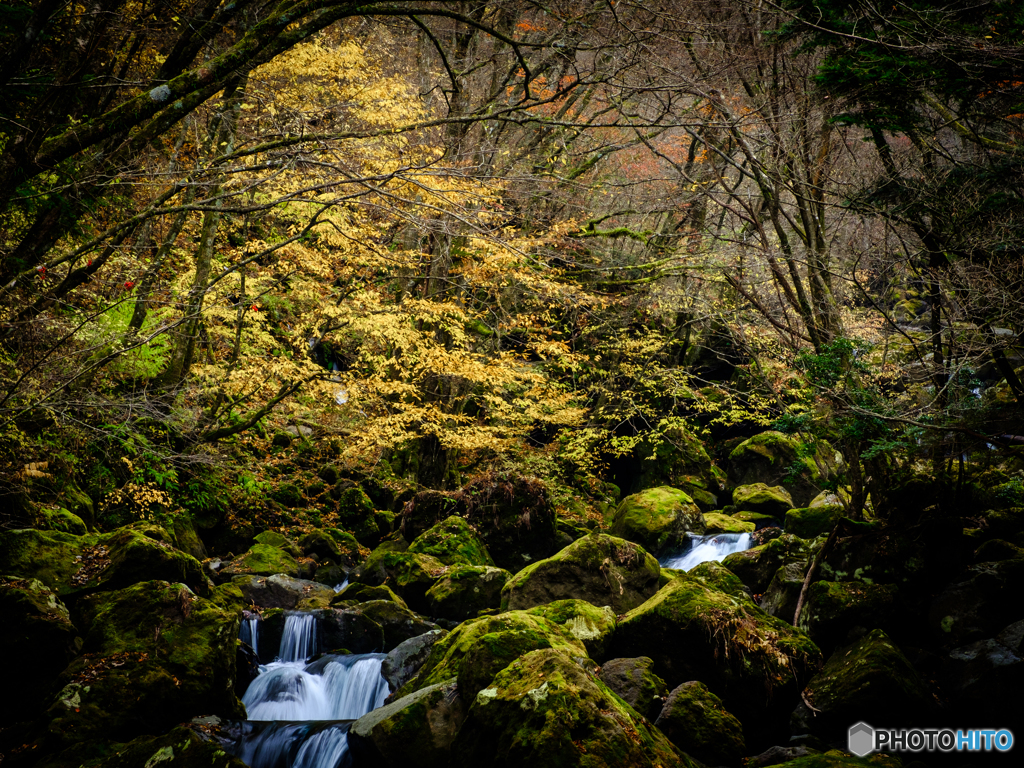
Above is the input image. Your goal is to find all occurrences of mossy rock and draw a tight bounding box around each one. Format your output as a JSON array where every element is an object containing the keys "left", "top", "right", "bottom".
[
  {"left": 786, "top": 506, "right": 844, "bottom": 539},
  {"left": 760, "top": 561, "right": 808, "bottom": 624},
  {"left": 0, "top": 526, "right": 208, "bottom": 598},
  {"left": 633, "top": 423, "right": 720, "bottom": 497},
  {"left": 399, "top": 490, "right": 469, "bottom": 541},
  {"left": 36, "top": 507, "right": 88, "bottom": 535},
  {"left": 927, "top": 557, "right": 1024, "bottom": 646},
  {"left": 408, "top": 516, "right": 494, "bottom": 567},
  {"left": 686, "top": 559, "right": 752, "bottom": 601},
  {"left": 983, "top": 507, "right": 1024, "bottom": 543},
  {"left": 598, "top": 656, "right": 668, "bottom": 720},
  {"left": 336, "top": 487, "right": 394, "bottom": 546},
  {"left": 731, "top": 510, "right": 778, "bottom": 528},
  {"left": 350, "top": 599, "right": 440, "bottom": 652},
  {"left": 425, "top": 565, "right": 511, "bottom": 621},
  {"left": 352, "top": 549, "right": 450, "bottom": 613},
  {"left": 0, "top": 576, "right": 82, "bottom": 719},
  {"left": 609, "top": 486, "right": 705, "bottom": 555},
  {"left": 128, "top": 518, "right": 206, "bottom": 561},
  {"left": 332, "top": 582, "right": 409, "bottom": 609},
  {"left": 799, "top": 581, "right": 899, "bottom": 653},
  {"left": 451, "top": 648, "right": 694, "bottom": 768},
  {"left": 974, "top": 538, "right": 1024, "bottom": 561},
  {"left": 37, "top": 725, "right": 248, "bottom": 768},
  {"left": 349, "top": 680, "right": 466, "bottom": 768},
  {"left": 394, "top": 611, "right": 585, "bottom": 700},
  {"left": 704, "top": 512, "right": 756, "bottom": 534},
  {"left": 795, "top": 630, "right": 932, "bottom": 741},
  {"left": 613, "top": 575, "right": 822, "bottom": 730},
  {"left": 780, "top": 753, "right": 902, "bottom": 768},
  {"left": 501, "top": 532, "right": 660, "bottom": 614},
  {"left": 234, "top": 573, "right": 336, "bottom": 610},
  {"left": 253, "top": 530, "right": 301, "bottom": 556},
  {"left": 381, "top": 629, "right": 447, "bottom": 692},
  {"left": 732, "top": 482, "right": 795, "bottom": 517},
  {"left": 298, "top": 529, "right": 344, "bottom": 561},
  {"left": 722, "top": 532, "right": 819, "bottom": 594},
  {"left": 524, "top": 599, "right": 617, "bottom": 662},
  {"left": 218, "top": 542, "right": 312, "bottom": 582},
  {"left": 655, "top": 680, "right": 745, "bottom": 766},
  {"left": 43, "top": 581, "right": 244, "bottom": 751},
  {"left": 727, "top": 431, "right": 833, "bottom": 506}
]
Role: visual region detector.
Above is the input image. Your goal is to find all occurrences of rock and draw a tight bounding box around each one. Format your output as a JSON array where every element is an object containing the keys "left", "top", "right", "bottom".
[
  {"left": 451, "top": 648, "right": 693, "bottom": 768},
  {"left": 425, "top": 565, "right": 511, "bottom": 621},
  {"left": 704, "top": 511, "right": 756, "bottom": 534},
  {"left": 351, "top": 549, "right": 450, "bottom": 613},
  {"left": 983, "top": 507, "right": 1024, "bottom": 545},
  {"left": 349, "top": 680, "right": 466, "bottom": 768},
  {"left": 129, "top": 518, "right": 207, "bottom": 561},
  {"left": 253, "top": 530, "right": 302, "bottom": 556},
  {"left": 655, "top": 680, "right": 746, "bottom": 766},
  {"left": 501, "top": 533, "right": 660, "bottom": 614},
  {"left": 686, "top": 559, "right": 753, "bottom": 601},
  {"left": 298, "top": 529, "right": 343, "bottom": 561},
  {"left": 350, "top": 600, "right": 440, "bottom": 652},
  {"left": 43, "top": 581, "right": 244, "bottom": 751},
  {"left": 0, "top": 526, "right": 208, "bottom": 598},
  {"left": 395, "top": 611, "right": 585, "bottom": 699},
  {"left": 524, "top": 600, "right": 617, "bottom": 661},
  {"left": 727, "top": 431, "right": 833, "bottom": 506},
  {"left": 217, "top": 536, "right": 316, "bottom": 583},
  {"left": 36, "top": 507, "right": 88, "bottom": 535},
  {"left": 928, "top": 558, "right": 1024, "bottom": 646},
  {"left": 399, "top": 490, "right": 468, "bottom": 541},
  {"left": 332, "top": 582, "right": 409, "bottom": 609},
  {"left": 38, "top": 725, "right": 248, "bottom": 768},
  {"left": 335, "top": 487, "right": 394, "bottom": 546},
  {"left": 407, "top": 515, "right": 494, "bottom": 566},
  {"left": 745, "top": 745, "right": 817, "bottom": 767},
  {"left": 315, "top": 607, "right": 386, "bottom": 655},
  {"left": 941, "top": 619, "right": 1024, "bottom": 723},
  {"left": 760, "top": 561, "right": 809, "bottom": 624},
  {"left": 613, "top": 575, "right": 822, "bottom": 732},
  {"left": 633, "top": 422, "right": 720, "bottom": 495},
  {"left": 381, "top": 630, "right": 447, "bottom": 692},
  {"left": 722, "top": 533, "right": 818, "bottom": 594},
  {"left": 798, "top": 581, "right": 899, "bottom": 653},
  {"left": 785, "top": 506, "right": 844, "bottom": 539},
  {"left": 794, "top": 630, "right": 933, "bottom": 741},
  {"left": 609, "top": 487, "right": 706, "bottom": 555},
  {"left": 0, "top": 576, "right": 81, "bottom": 719},
  {"left": 233, "top": 574, "right": 336, "bottom": 610},
  {"left": 732, "top": 510, "right": 779, "bottom": 528},
  {"left": 975, "top": 537, "right": 1024, "bottom": 561},
  {"left": 598, "top": 657, "right": 668, "bottom": 719},
  {"left": 733, "top": 483, "right": 795, "bottom": 517}
]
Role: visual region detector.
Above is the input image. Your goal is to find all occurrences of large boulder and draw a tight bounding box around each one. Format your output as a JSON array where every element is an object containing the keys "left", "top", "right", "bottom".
[
  {"left": 760, "top": 562, "right": 809, "bottom": 625},
  {"left": 655, "top": 681, "right": 746, "bottom": 767},
  {"left": 613, "top": 575, "right": 822, "bottom": 731},
  {"left": 451, "top": 649, "right": 694, "bottom": 768},
  {"left": 424, "top": 565, "right": 511, "bottom": 621},
  {"left": 727, "top": 431, "right": 834, "bottom": 506},
  {"left": 36, "top": 725, "right": 248, "bottom": 768},
  {"left": 332, "top": 582, "right": 409, "bottom": 609},
  {"left": 598, "top": 657, "right": 668, "bottom": 720},
  {"left": 0, "top": 576, "right": 81, "bottom": 719},
  {"left": 632, "top": 422, "right": 722, "bottom": 504},
  {"left": 609, "top": 487, "right": 705, "bottom": 555},
  {"left": 217, "top": 531, "right": 316, "bottom": 582},
  {"left": 722, "top": 533, "right": 819, "bottom": 594},
  {"left": 0, "top": 526, "right": 208, "bottom": 598},
  {"left": 732, "top": 483, "right": 794, "bottom": 517},
  {"left": 704, "top": 512, "right": 756, "bottom": 534},
  {"left": 350, "top": 549, "right": 450, "bottom": 613},
  {"left": 335, "top": 487, "right": 395, "bottom": 546},
  {"left": 233, "top": 574, "right": 336, "bottom": 610},
  {"left": 41, "top": 581, "right": 244, "bottom": 752},
  {"left": 524, "top": 600, "right": 618, "bottom": 662},
  {"left": 793, "top": 629, "right": 933, "bottom": 741},
  {"left": 408, "top": 516, "right": 494, "bottom": 567},
  {"left": 349, "top": 600, "right": 440, "bottom": 652},
  {"left": 687, "top": 560, "right": 753, "bottom": 601},
  {"left": 394, "top": 611, "right": 585, "bottom": 700},
  {"left": 798, "top": 581, "right": 900, "bottom": 654},
  {"left": 785, "top": 506, "right": 844, "bottom": 539},
  {"left": 381, "top": 630, "right": 447, "bottom": 692},
  {"left": 501, "top": 533, "right": 660, "bottom": 614}
]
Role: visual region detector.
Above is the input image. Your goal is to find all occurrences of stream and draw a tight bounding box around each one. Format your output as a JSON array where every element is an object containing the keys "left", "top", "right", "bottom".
[{"left": 658, "top": 532, "right": 754, "bottom": 571}]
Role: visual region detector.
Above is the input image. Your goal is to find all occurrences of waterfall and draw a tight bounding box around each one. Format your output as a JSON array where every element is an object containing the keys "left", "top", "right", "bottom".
[
  {"left": 660, "top": 532, "right": 754, "bottom": 571},
  {"left": 279, "top": 613, "right": 318, "bottom": 663},
  {"left": 240, "top": 615, "right": 260, "bottom": 658}
]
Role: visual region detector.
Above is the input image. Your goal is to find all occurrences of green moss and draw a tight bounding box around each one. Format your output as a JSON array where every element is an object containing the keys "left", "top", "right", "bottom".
[
  {"left": 609, "top": 487, "right": 705, "bottom": 555},
  {"left": 799, "top": 581, "right": 899, "bottom": 649},
  {"left": 786, "top": 506, "right": 844, "bottom": 538},
  {"left": 703, "top": 512, "right": 755, "bottom": 534},
  {"left": 333, "top": 582, "right": 409, "bottom": 608},
  {"left": 220, "top": 543, "right": 299, "bottom": 578},
  {"left": 425, "top": 565, "right": 511, "bottom": 621},
  {"left": 36, "top": 507, "right": 88, "bottom": 535},
  {"left": 687, "top": 560, "right": 752, "bottom": 600},
  {"left": 525, "top": 599, "right": 617, "bottom": 661},
  {"left": 353, "top": 550, "right": 449, "bottom": 611},
  {"left": 408, "top": 516, "right": 494, "bottom": 567},
  {"left": 732, "top": 483, "right": 795, "bottom": 516},
  {"left": 655, "top": 680, "right": 745, "bottom": 765},
  {"left": 722, "top": 532, "right": 818, "bottom": 593}
]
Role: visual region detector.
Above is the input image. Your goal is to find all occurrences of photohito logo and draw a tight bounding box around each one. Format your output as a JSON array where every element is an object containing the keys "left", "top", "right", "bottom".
[{"left": 848, "top": 722, "right": 1014, "bottom": 756}]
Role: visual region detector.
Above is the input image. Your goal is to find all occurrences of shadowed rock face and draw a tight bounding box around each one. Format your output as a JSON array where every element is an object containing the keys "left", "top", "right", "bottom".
[
  {"left": 598, "top": 656, "right": 668, "bottom": 720},
  {"left": 655, "top": 680, "right": 746, "bottom": 766}
]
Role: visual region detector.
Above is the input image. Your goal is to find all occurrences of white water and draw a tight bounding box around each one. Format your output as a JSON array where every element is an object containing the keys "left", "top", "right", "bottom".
[
  {"left": 240, "top": 616, "right": 260, "bottom": 658},
  {"left": 279, "top": 613, "right": 318, "bottom": 662},
  {"left": 660, "top": 532, "right": 754, "bottom": 571}
]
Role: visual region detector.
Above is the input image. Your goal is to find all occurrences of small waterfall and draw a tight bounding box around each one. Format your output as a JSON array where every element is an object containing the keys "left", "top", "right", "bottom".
[
  {"left": 279, "top": 613, "right": 318, "bottom": 662},
  {"left": 660, "top": 532, "right": 754, "bottom": 571},
  {"left": 240, "top": 615, "right": 260, "bottom": 658}
]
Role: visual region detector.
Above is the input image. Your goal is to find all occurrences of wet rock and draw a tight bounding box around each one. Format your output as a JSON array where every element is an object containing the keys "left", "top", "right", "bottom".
[
  {"left": 733, "top": 483, "right": 795, "bottom": 517},
  {"left": 381, "top": 629, "right": 447, "bottom": 692},
  {"left": 451, "top": 648, "right": 694, "bottom": 768},
  {"left": 609, "top": 486, "right": 706, "bottom": 555},
  {"left": 655, "top": 680, "right": 745, "bottom": 766},
  {"left": 407, "top": 516, "right": 494, "bottom": 567},
  {"left": 233, "top": 574, "right": 336, "bottom": 610},
  {"left": 525, "top": 600, "right": 617, "bottom": 662},
  {"left": 425, "top": 565, "right": 511, "bottom": 621},
  {"left": 798, "top": 581, "right": 899, "bottom": 653},
  {"left": 332, "top": 582, "right": 409, "bottom": 609},
  {"left": 351, "top": 600, "right": 440, "bottom": 652},
  {"left": 722, "top": 533, "right": 818, "bottom": 594},
  {"left": 598, "top": 656, "right": 668, "bottom": 720},
  {"left": 315, "top": 608, "right": 386, "bottom": 655},
  {"left": 501, "top": 532, "right": 660, "bottom": 614}
]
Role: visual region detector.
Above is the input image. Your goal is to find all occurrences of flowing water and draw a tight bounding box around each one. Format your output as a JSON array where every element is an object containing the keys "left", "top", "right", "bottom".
[
  {"left": 659, "top": 532, "right": 754, "bottom": 571},
  {"left": 231, "top": 614, "right": 390, "bottom": 768}
]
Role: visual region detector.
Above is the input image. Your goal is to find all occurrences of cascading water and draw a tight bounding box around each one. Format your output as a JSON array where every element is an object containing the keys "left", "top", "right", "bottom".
[
  {"left": 659, "top": 532, "right": 754, "bottom": 571},
  {"left": 231, "top": 613, "right": 390, "bottom": 768},
  {"left": 240, "top": 615, "right": 260, "bottom": 658}
]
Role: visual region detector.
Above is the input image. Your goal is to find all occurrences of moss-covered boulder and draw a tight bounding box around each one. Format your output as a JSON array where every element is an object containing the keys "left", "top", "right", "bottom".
[
  {"left": 332, "top": 582, "right": 409, "bottom": 609},
  {"left": 786, "top": 506, "right": 844, "bottom": 539},
  {"left": 687, "top": 559, "right": 752, "bottom": 601},
  {"left": 395, "top": 611, "right": 585, "bottom": 699},
  {"left": 233, "top": 574, "right": 336, "bottom": 610},
  {"left": 350, "top": 599, "right": 440, "bottom": 652},
  {"left": 37, "top": 725, "right": 248, "bottom": 768},
  {"left": 407, "top": 516, "right": 494, "bottom": 567},
  {"left": 733, "top": 483, "right": 795, "bottom": 517},
  {"left": 609, "top": 487, "right": 705, "bottom": 555},
  {"left": 524, "top": 600, "right": 617, "bottom": 662},
  {"left": 633, "top": 422, "right": 721, "bottom": 498},
  {"left": 217, "top": 540, "right": 315, "bottom": 583},
  {"left": 425, "top": 565, "right": 511, "bottom": 621},
  {"left": 722, "top": 533, "right": 819, "bottom": 594},
  {"left": 704, "top": 512, "right": 756, "bottom": 534},
  {"left": 983, "top": 507, "right": 1024, "bottom": 545},
  {"left": 794, "top": 630, "right": 933, "bottom": 741},
  {"left": 598, "top": 656, "right": 668, "bottom": 720},
  {"left": 381, "top": 629, "right": 447, "bottom": 692},
  {"left": 760, "top": 562, "right": 808, "bottom": 624},
  {"left": 451, "top": 648, "right": 694, "bottom": 768},
  {"left": 351, "top": 549, "right": 450, "bottom": 613},
  {"left": 654, "top": 681, "right": 745, "bottom": 766},
  {"left": 799, "top": 581, "right": 899, "bottom": 653},
  {"left": 731, "top": 510, "right": 778, "bottom": 528},
  {"left": 336, "top": 487, "right": 395, "bottom": 546},
  {"left": 399, "top": 490, "right": 469, "bottom": 541},
  {"left": 36, "top": 506, "right": 88, "bottom": 535},
  {"left": 501, "top": 533, "right": 660, "bottom": 614},
  {"left": 0, "top": 576, "right": 81, "bottom": 720},
  {"left": 42, "top": 581, "right": 243, "bottom": 752},
  {"left": 613, "top": 575, "right": 822, "bottom": 729},
  {"left": 0, "top": 526, "right": 208, "bottom": 598},
  {"left": 728, "top": 431, "right": 833, "bottom": 506},
  {"left": 349, "top": 680, "right": 466, "bottom": 768}
]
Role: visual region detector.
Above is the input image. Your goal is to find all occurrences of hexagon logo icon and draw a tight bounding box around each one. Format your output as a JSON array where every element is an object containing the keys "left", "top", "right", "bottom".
[{"left": 848, "top": 722, "right": 875, "bottom": 757}]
